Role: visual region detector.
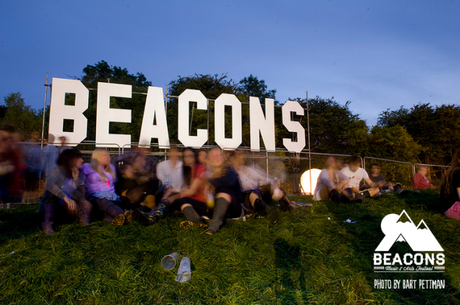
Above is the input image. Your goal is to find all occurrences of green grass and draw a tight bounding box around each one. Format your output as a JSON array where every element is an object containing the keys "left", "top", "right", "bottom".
[{"left": 0, "top": 190, "right": 459, "bottom": 304}]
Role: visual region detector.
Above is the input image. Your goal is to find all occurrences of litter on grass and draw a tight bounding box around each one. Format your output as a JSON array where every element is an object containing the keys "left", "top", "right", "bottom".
[
  {"left": 291, "top": 201, "right": 313, "bottom": 207},
  {"left": 343, "top": 219, "right": 357, "bottom": 224}
]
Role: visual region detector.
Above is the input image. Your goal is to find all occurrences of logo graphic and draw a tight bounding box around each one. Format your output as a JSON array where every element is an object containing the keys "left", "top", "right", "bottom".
[
  {"left": 376, "top": 210, "right": 443, "bottom": 252},
  {"left": 373, "top": 210, "right": 444, "bottom": 274}
]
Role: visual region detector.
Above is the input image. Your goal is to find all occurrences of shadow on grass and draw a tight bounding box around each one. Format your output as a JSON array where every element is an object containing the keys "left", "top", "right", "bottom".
[
  {"left": 274, "top": 238, "right": 308, "bottom": 304},
  {"left": 0, "top": 205, "right": 41, "bottom": 246}
]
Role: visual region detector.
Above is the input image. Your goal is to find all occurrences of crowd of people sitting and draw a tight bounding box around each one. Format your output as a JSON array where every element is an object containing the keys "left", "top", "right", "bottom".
[
  {"left": 312, "top": 150, "right": 460, "bottom": 220},
  {"left": 36, "top": 146, "right": 296, "bottom": 235},
  {"left": 2, "top": 123, "right": 460, "bottom": 235}
]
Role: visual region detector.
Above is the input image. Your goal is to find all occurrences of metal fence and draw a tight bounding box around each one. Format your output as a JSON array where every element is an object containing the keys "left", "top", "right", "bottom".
[{"left": 13, "top": 141, "right": 451, "bottom": 203}]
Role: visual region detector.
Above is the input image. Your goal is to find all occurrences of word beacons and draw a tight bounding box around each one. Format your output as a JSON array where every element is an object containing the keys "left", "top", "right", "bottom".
[{"left": 49, "top": 78, "right": 306, "bottom": 153}]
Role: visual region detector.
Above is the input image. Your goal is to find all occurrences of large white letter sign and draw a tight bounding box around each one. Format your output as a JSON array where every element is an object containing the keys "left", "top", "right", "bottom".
[
  {"left": 96, "top": 82, "right": 132, "bottom": 148},
  {"left": 49, "top": 78, "right": 88, "bottom": 146},
  {"left": 250, "top": 97, "right": 275, "bottom": 151},
  {"left": 215, "top": 93, "right": 242, "bottom": 149},
  {"left": 178, "top": 89, "right": 208, "bottom": 148},
  {"left": 139, "top": 86, "right": 170, "bottom": 149},
  {"left": 282, "top": 101, "right": 306, "bottom": 153}
]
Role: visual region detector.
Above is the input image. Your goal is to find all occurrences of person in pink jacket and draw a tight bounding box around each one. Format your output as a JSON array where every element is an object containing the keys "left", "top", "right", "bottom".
[{"left": 413, "top": 166, "right": 435, "bottom": 190}]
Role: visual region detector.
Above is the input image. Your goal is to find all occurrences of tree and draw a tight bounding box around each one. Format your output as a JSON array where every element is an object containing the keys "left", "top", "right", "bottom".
[
  {"left": 364, "top": 125, "right": 421, "bottom": 185},
  {"left": 1, "top": 92, "right": 41, "bottom": 138},
  {"left": 292, "top": 97, "right": 368, "bottom": 155},
  {"left": 366, "top": 125, "right": 420, "bottom": 162},
  {"left": 238, "top": 74, "right": 277, "bottom": 103},
  {"left": 377, "top": 103, "right": 460, "bottom": 165}
]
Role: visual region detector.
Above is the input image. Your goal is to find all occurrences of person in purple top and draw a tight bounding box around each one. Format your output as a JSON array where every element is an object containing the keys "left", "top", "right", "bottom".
[
  {"left": 81, "top": 148, "right": 132, "bottom": 226},
  {"left": 40, "top": 148, "right": 92, "bottom": 234}
]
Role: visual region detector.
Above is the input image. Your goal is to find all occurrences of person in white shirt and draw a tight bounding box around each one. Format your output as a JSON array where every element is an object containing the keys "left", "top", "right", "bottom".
[
  {"left": 341, "top": 155, "right": 380, "bottom": 199},
  {"left": 156, "top": 147, "right": 184, "bottom": 192},
  {"left": 314, "top": 156, "right": 352, "bottom": 202},
  {"left": 230, "top": 150, "right": 294, "bottom": 213}
]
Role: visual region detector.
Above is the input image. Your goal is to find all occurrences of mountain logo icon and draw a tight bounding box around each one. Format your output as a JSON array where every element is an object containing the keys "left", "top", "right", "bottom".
[{"left": 375, "top": 210, "right": 443, "bottom": 252}]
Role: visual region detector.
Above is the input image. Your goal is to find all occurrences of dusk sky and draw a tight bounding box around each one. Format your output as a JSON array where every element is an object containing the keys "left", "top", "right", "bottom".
[{"left": 1, "top": 0, "right": 459, "bottom": 127}]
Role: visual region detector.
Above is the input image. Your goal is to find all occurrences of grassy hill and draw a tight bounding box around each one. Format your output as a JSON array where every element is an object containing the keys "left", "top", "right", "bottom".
[{"left": 0, "top": 190, "right": 458, "bottom": 304}]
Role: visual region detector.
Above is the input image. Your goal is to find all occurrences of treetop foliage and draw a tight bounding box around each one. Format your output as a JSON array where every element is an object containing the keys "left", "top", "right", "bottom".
[
  {"left": 377, "top": 103, "right": 460, "bottom": 165},
  {"left": 82, "top": 60, "right": 151, "bottom": 91},
  {"left": 168, "top": 73, "right": 241, "bottom": 100}
]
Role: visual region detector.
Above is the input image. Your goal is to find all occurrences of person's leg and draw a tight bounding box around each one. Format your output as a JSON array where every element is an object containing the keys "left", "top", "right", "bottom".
[
  {"left": 319, "top": 186, "right": 330, "bottom": 201},
  {"left": 41, "top": 191, "right": 59, "bottom": 235},
  {"left": 206, "top": 192, "right": 232, "bottom": 235},
  {"left": 133, "top": 191, "right": 180, "bottom": 226},
  {"left": 95, "top": 198, "right": 125, "bottom": 226},
  {"left": 124, "top": 178, "right": 160, "bottom": 206},
  {"left": 179, "top": 198, "right": 207, "bottom": 228},
  {"left": 250, "top": 192, "right": 272, "bottom": 215},
  {"left": 77, "top": 200, "right": 92, "bottom": 226}
]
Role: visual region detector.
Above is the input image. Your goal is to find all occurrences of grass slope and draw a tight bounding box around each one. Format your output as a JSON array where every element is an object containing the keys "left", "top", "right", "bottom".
[{"left": 0, "top": 190, "right": 459, "bottom": 304}]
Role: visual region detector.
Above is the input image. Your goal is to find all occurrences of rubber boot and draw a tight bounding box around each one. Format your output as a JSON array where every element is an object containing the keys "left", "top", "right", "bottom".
[
  {"left": 134, "top": 200, "right": 169, "bottom": 226},
  {"left": 206, "top": 197, "right": 230, "bottom": 235},
  {"left": 79, "top": 201, "right": 92, "bottom": 227},
  {"left": 106, "top": 204, "right": 125, "bottom": 226},
  {"left": 42, "top": 204, "right": 55, "bottom": 235},
  {"left": 180, "top": 206, "right": 207, "bottom": 229}
]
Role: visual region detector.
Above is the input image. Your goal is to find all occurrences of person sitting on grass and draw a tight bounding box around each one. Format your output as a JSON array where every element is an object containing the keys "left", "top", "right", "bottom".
[
  {"left": 177, "top": 148, "right": 208, "bottom": 229},
  {"left": 313, "top": 156, "right": 353, "bottom": 203},
  {"left": 440, "top": 148, "right": 460, "bottom": 220},
  {"left": 132, "top": 147, "right": 191, "bottom": 226},
  {"left": 205, "top": 147, "right": 244, "bottom": 235},
  {"left": 230, "top": 149, "right": 293, "bottom": 215},
  {"left": 82, "top": 148, "right": 133, "bottom": 226},
  {"left": 361, "top": 163, "right": 402, "bottom": 193},
  {"left": 413, "top": 165, "right": 435, "bottom": 190},
  {"left": 39, "top": 148, "right": 92, "bottom": 235},
  {"left": 115, "top": 149, "right": 159, "bottom": 210},
  {"left": 340, "top": 155, "right": 380, "bottom": 200}
]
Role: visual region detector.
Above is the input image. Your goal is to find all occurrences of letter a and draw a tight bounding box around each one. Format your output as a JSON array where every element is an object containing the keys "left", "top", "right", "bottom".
[{"left": 139, "top": 86, "right": 170, "bottom": 148}]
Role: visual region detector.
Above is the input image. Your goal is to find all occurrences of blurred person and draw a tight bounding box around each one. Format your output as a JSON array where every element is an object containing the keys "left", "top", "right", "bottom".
[
  {"left": 115, "top": 149, "right": 159, "bottom": 210},
  {"left": 0, "top": 124, "right": 20, "bottom": 208},
  {"left": 22, "top": 131, "right": 42, "bottom": 203},
  {"left": 58, "top": 136, "right": 72, "bottom": 153},
  {"left": 177, "top": 148, "right": 208, "bottom": 228},
  {"left": 230, "top": 150, "right": 293, "bottom": 215},
  {"left": 314, "top": 156, "right": 353, "bottom": 203},
  {"left": 205, "top": 147, "right": 244, "bottom": 235},
  {"left": 413, "top": 166, "right": 435, "bottom": 190},
  {"left": 41, "top": 134, "right": 59, "bottom": 178},
  {"left": 156, "top": 146, "right": 183, "bottom": 192},
  {"left": 440, "top": 148, "right": 460, "bottom": 219},
  {"left": 39, "top": 149, "right": 92, "bottom": 234},
  {"left": 82, "top": 148, "right": 132, "bottom": 226},
  {"left": 197, "top": 148, "right": 208, "bottom": 165}
]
